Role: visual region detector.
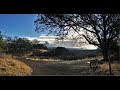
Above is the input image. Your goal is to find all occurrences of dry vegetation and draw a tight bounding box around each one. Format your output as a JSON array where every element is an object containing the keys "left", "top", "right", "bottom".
[
  {"left": 26, "top": 57, "right": 61, "bottom": 61},
  {"left": 0, "top": 54, "right": 32, "bottom": 76},
  {"left": 100, "top": 63, "right": 120, "bottom": 75}
]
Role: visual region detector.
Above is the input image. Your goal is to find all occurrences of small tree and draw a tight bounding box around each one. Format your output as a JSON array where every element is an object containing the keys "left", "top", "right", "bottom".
[
  {"left": 7, "top": 37, "right": 33, "bottom": 55},
  {"left": 32, "top": 39, "right": 40, "bottom": 44},
  {"left": 44, "top": 41, "right": 49, "bottom": 47},
  {"left": 0, "top": 31, "right": 5, "bottom": 53}
]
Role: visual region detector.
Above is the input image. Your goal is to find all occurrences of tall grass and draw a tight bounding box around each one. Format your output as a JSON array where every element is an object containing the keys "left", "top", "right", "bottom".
[{"left": 0, "top": 54, "right": 32, "bottom": 76}]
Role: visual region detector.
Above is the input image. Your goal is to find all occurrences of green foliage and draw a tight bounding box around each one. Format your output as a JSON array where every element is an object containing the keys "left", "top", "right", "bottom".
[
  {"left": 32, "top": 39, "right": 40, "bottom": 44},
  {"left": 7, "top": 37, "right": 33, "bottom": 56},
  {"left": 0, "top": 31, "right": 5, "bottom": 53},
  {"left": 0, "top": 31, "right": 3, "bottom": 47}
]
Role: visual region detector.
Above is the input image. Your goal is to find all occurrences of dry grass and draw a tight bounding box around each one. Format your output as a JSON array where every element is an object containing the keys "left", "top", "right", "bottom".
[
  {"left": 26, "top": 57, "right": 61, "bottom": 62},
  {"left": 39, "top": 49, "right": 48, "bottom": 53},
  {"left": 34, "top": 49, "right": 48, "bottom": 53},
  {"left": 100, "top": 63, "right": 120, "bottom": 75},
  {"left": 0, "top": 54, "right": 32, "bottom": 76}
]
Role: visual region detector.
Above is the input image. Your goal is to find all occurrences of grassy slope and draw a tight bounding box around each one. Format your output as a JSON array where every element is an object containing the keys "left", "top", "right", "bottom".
[{"left": 0, "top": 54, "right": 32, "bottom": 76}]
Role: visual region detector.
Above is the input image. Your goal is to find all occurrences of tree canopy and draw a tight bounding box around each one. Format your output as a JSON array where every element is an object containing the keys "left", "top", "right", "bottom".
[{"left": 34, "top": 14, "right": 120, "bottom": 61}]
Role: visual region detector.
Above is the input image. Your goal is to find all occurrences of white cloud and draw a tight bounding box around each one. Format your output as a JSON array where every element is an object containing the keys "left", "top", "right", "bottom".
[
  {"left": 24, "top": 34, "right": 97, "bottom": 50},
  {"left": 81, "top": 45, "right": 97, "bottom": 50},
  {"left": 25, "top": 37, "right": 37, "bottom": 41}
]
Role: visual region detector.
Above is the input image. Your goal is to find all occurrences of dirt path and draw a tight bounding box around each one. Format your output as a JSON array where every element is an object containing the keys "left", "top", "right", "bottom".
[{"left": 17, "top": 57, "right": 97, "bottom": 76}]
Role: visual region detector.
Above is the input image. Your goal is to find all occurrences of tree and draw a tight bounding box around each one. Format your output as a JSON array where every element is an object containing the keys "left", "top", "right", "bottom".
[
  {"left": 5, "top": 36, "right": 13, "bottom": 43},
  {"left": 32, "top": 39, "right": 40, "bottom": 44},
  {"left": 109, "top": 39, "right": 119, "bottom": 60},
  {"left": 0, "top": 31, "right": 3, "bottom": 46},
  {"left": 44, "top": 41, "right": 49, "bottom": 47},
  {"left": 7, "top": 37, "right": 33, "bottom": 55},
  {"left": 34, "top": 14, "right": 120, "bottom": 74},
  {"left": 0, "top": 31, "right": 4, "bottom": 53}
]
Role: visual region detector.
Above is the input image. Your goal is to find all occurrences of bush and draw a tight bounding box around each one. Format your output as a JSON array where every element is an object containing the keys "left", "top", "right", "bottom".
[
  {"left": 32, "top": 49, "right": 48, "bottom": 56},
  {"left": 7, "top": 38, "right": 33, "bottom": 56},
  {"left": 30, "top": 47, "right": 80, "bottom": 60}
]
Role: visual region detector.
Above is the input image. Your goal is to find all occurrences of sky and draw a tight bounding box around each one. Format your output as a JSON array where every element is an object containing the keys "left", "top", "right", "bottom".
[
  {"left": 0, "top": 14, "right": 41, "bottom": 37},
  {"left": 0, "top": 14, "right": 97, "bottom": 49}
]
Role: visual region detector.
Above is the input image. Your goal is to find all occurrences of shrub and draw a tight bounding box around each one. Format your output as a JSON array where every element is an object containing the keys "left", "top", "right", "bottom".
[
  {"left": 7, "top": 38, "right": 33, "bottom": 56},
  {"left": 30, "top": 47, "right": 80, "bottom": 60}
]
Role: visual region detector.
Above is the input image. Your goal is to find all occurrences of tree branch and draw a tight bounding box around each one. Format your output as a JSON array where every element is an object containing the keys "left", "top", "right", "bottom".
[{"left": 82, "top": 34, "right": 100, "bottom": 47}]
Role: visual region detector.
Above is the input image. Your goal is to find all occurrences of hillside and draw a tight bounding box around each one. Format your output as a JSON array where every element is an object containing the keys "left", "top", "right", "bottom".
[{"left": 0, "top": 54, "right": 32, "bottom": 76}]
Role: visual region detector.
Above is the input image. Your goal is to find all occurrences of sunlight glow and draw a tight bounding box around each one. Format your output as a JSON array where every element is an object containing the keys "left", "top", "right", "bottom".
[{"left": 25, "top": 34, "right": 98, "bottom": 50}]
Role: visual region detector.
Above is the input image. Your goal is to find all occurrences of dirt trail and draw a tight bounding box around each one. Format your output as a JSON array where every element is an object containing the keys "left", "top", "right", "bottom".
[{"left": 17, "top": 57, "right": 97, "bottom": 76}]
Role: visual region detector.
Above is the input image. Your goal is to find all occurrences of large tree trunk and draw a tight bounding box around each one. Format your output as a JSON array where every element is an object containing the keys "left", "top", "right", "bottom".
[
  {"left": 101, "top": 46, "right": 112, "bottom": 75},
  {"left": 102, "top": 48, "right": 109, "bottom": 61},
  {"left": 108, "top": 59, "right": 112, "bottom": 75}
]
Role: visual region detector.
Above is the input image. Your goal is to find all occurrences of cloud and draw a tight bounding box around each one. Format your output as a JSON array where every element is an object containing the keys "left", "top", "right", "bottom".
[
  {"left": 25, "top": 37, "right": 37, "bottom": 41},
  {"left": 25, "top": 35, "right": 56, "bottom": 44},
  {"left": 24, "top": 34, "right": 97, "bottom": 49}
]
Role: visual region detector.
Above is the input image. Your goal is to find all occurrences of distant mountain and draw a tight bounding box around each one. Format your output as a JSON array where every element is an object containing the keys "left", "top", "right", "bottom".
[{"left": 26, "top": 34, "right": 98, "bottom": 50}]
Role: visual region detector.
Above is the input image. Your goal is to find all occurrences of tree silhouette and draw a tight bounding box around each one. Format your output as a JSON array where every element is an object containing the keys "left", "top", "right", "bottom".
[
  {"left": 7, "top": 37, "right": 33, "bottom": 55},
  {"left": 0, "top": 31, "right": 4, "bottom": 53},
  {"left": 32, "top": 39, "right": 40, "bottom": 44},
  {"left": 35, "top": 14, "right": 120, "bottom": 74}
]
